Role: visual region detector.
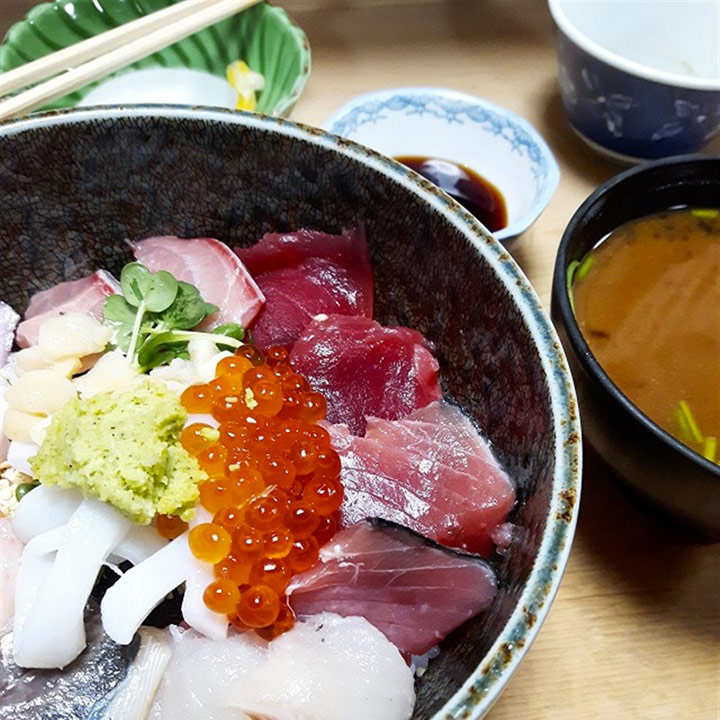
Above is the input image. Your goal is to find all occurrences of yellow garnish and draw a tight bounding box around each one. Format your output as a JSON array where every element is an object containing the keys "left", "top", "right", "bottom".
[
  {"left": 226, "top": 60, "right": 265, "bottom": 111},
  {"left": 677, "top": 400, "right": 703, "bottom": 444},
  {"left": 245, "top": 386, "right": 258, "bottom": 409},
  {"left": 674, "top": 406, "right": 693, "bottom": 445},
  {"left": 703, "top": 436, "right": 717, "bottom": 464}
]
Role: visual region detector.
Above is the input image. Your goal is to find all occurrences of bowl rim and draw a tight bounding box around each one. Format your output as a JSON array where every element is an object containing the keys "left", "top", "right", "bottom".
[
  {"left": 548, "top": 0, "right": 720, "bottom": 91},
  {"left": 552, "top": 152, "right": 720, "bottom": 477},
  {"left": 323, "top": 86, "right": 561, "bottom": 242},
  {"left": 0, "top": 104, "right": 581, "bottom": 720}
]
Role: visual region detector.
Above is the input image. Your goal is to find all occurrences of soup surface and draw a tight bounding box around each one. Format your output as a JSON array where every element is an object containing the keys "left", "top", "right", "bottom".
[{"left": 572, "top": 208, "right": 720, "bottom": 462}]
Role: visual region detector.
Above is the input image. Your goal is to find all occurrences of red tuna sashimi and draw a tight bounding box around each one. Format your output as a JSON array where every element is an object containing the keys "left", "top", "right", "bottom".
[
  {"left": 15, "top": 270, "right": 119, "bottom": 348},
  {"left": 287, "top": 521, "right": 497, "bottom": 657},
  {"left": 130, "top": 236, "right": 265, "bottom": 329},
  {"left": 290, "top": 315, "right": 441, "bottom": 434},
  {"left": 235, "top": 228, "right": 373, "bottom": 348},
  {"left": 366, "top": 400, "right": 509, "bottom": 481},
  {"left": 1, "top": 302, "right": 19, "bottom": 366}
]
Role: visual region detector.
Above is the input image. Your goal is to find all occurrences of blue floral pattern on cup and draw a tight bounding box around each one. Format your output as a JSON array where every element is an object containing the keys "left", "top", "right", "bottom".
[{"left": 553, "top": 29, "right": 720, "bottom": 161}]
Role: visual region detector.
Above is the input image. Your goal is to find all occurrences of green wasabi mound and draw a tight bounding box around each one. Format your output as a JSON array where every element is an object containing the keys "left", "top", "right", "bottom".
[{"left": 31, "top": 381, "right": 205, "bottom": 524}]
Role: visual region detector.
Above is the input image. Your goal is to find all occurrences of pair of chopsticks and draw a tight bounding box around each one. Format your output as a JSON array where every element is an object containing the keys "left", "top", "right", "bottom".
[{"left": 0, "top": 0, "right": 261, "bottom": 122}]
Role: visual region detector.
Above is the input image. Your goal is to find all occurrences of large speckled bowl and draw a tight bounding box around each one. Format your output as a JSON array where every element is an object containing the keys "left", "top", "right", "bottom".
[{"left": 0, "top": 107, "right": 581, "bottom": 720}]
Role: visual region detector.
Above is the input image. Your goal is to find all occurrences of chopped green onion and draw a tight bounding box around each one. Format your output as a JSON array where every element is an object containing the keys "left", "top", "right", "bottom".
[
  {"left": 566, "top": 260, "right": 580, "bottom": 314},
  {"left": 575, "top": 254, "right": 594, "bottom": 282},
  {"left": 691, "top": 208, "right": 719, "bottom": 220},
  {"left": 674, "top": 407, "right": 693, "bottom": 445},
  {"left": 703, "top": 436, "right": 717, "bottom": 464},
  {"left": 678, "top": 400, "right": 703, "bottom": 444}
]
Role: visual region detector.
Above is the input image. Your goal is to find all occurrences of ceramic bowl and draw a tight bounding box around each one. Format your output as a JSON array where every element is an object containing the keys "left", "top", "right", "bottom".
[
  {"left": 325, "top": 88, "right": 559, "bottom": 243},
  {"left": 552, "top": 154, "right": 719, "bottom": 538},
  {"left": 0, "top": 0, "right": 310, "bottom": 117},
  {"left": 549, "top": 0, "right": 720, "bottom": 163},
  {"left": 0, "top": 106, "right": 580, "bottom": 719}
]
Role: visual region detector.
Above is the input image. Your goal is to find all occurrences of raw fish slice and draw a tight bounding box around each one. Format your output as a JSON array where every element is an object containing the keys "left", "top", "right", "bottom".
[
  {"left": 237, "top": 227, "right": 372, "bottom": 290},
  {"left": 95, "top": 628, "right": 172, "bottom": 720},
  {"left": 287, "top": 523, "right": 496, "bottom": 657},
  {"left": 246, "top": 259, "right": 370, "bottom": 348},
  {"left": 366, "top": 409, "right": 511, "bottom": 483},
  {"left": 148, "top": 626, "right": 264, "bottom": 720},
  {"left": 228, "top": 613, "right": 415, "bottom": 720},
  {"left": 0, "top": 601, "right": 140, "bottom": 720},
  {"left": 236, "top": 227, "right": 373, "bottom": 348},
  {"left": 0, "top": 302, "right": 19, "bottom": 366},
  {"left": 130, "top": 236, "right": 265, "bottom": 329},
  {"left": 16, "top": 270, "right": 119, "bottom": 348},
  {"left": 150, "top": 615, "right": 414, "bottom": 720},
  {"left": 329, "top": 424, "right": 514, "bottom": 554},
  {"left": 290, "top": 314, "right": 442, "bottom": 434}
]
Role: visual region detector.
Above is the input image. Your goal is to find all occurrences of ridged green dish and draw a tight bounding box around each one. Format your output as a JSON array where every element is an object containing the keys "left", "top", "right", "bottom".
[{"left": 0, "top": 0, "right": 310, "bottom": 116}]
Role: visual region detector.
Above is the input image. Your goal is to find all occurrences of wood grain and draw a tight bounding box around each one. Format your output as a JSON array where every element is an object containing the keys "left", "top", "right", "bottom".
[{"left": 2, "top": 1, "right": 718, "bottom": 718}]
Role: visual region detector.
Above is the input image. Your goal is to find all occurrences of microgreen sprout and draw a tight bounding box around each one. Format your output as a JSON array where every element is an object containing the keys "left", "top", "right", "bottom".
[{"left": 103, "top": 262, "right": 248, "bottom": 371}]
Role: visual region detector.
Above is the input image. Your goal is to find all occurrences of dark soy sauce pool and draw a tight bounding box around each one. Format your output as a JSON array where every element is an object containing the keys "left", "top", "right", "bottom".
[{"left": 394, "top": 156, "right": 508, "bottom": 233}]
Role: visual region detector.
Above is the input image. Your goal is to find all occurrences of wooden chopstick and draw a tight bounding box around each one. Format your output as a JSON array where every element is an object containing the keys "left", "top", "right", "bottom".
[
  {"left": 0, "top": 0, "right": 210, "bottom": 97},
  {"left": 0, "top": 0, "right": 261, "bottom": 122}
]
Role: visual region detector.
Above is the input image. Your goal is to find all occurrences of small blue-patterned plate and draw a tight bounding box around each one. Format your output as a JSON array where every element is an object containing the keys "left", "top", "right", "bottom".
[{"left": 325, "top": 87, "right": 560, "bottom": 242}]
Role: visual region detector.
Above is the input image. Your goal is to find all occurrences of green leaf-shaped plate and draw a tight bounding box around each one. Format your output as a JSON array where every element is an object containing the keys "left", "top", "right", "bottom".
[{"left": 0, "top": 0, "right": 310, "bottom": 117}]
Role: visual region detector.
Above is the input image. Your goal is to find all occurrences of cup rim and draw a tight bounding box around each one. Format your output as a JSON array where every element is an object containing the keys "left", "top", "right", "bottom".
[
  {"left": 548, "top": 0, "right": 720, "bottom": 91},
  {"left": 552, "top": 153, "right": 720, "bottom": 477}
]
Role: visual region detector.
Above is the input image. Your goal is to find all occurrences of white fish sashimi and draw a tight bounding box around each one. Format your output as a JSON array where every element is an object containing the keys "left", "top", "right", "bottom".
[
  {"left": 0, "top": 517, "right": 24, "bottom": 635},
  {"left": 11, "top": 485, "right": 83, "bottom": 543},
  {"left": 13, "top": 499, "right": 131, "bottom": 668},
  {"left": 150, "top": 615, "right": 415, "bottom": 720},
  {"left": 149, "top": 626, "right": 265, "bottom": 720},
  {"left": 228, "top": 613, "right": 416, "bottom": 720},
  {"left": 101, "top": 533, "right": 190, "bottom": 645}
]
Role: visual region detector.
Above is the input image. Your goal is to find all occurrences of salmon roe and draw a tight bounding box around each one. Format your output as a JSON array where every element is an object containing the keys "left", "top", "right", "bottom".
[{"left": 179, "top": 345, "right": 343, "bottom": 637}]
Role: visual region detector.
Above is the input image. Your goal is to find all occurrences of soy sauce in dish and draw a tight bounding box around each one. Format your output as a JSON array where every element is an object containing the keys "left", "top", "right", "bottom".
[{"left": 394, "top": 156, "right": 507, "bottom": 232}]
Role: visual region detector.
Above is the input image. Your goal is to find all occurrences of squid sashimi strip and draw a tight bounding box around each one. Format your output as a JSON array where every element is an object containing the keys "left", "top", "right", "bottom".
[
  {"left": 181, "top": 507, "right": 228, "bottom": 641},
  {"left": 102, "top": 533, "right": 190, "bottom": 645},
  {"left": 12, "top": 526, "right": 64, "bottom": 649},
  {"left": 11, "top": 485, "right": 83, "bottom": 544},
  {"left": 110, "top": 526, "right": 168, "bottom": 566},
  {"left": 14, "top": 499, "right": 131, "bottom": 669}
]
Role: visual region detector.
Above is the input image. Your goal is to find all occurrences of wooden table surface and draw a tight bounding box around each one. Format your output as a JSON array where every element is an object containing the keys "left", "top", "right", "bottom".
[{"left": 2, "top": 1, "right": 719, "bottom": 718}]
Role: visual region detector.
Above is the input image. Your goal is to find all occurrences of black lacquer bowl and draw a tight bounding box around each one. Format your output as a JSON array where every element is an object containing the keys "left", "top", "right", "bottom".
[
  {"left": 0, "top": 107, "right": 581, "bottom": 719},
  {"left": 552, "top": 155, "right": 719, "bottom": 539}
]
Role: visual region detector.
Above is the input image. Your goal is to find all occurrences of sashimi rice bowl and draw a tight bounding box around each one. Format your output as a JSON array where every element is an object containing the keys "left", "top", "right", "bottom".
[{"left": 0, "top": 107, "right": 580, "bottom": 720}]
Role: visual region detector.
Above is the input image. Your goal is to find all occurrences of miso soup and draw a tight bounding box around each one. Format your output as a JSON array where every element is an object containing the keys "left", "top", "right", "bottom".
[{"left": 571, "top": 208, "right": 720, "bottom": 463}]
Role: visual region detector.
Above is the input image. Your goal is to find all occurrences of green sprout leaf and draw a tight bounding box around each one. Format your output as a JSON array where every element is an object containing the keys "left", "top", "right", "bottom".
[
  {"left": 136, "top": 331, "right": 191, "bottom": 371},
  {"left": 120, "top": 262, "right": 152, "bottom": 308},
  {"left": 143, "top": 270, "right": 178, "bottom": 313}
]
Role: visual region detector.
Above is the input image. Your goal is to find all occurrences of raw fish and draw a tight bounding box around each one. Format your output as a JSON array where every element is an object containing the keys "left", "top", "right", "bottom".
[
  {"left": 130, "top": 236, "right": 265, "bottom": 329},
  {"left": 290, "top": 314, "right": 442, "bottom": 434},
  {"left": 16, "top": 270, "right": 119, "bottom": 348},
  {"left": 0, "top": 302, "right": 19, "bottom": 366},
  {"left": 288, "top": 521, "right": 497, "bottom": 656},
  {"left": 236, "top": 227, "right": 373, "bottom": 347},
  {"left": 150, "top": 614, "right": 415, "bottom": 720},
  {"left": 0, "top": 601, "right": 140, "bottom": 720},
  {"left": 328, "top": 406, "right": 515, "bottom": 554}
]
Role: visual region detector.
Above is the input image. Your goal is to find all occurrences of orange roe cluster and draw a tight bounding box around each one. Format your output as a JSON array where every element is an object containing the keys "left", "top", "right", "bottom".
[{"left": 180, "top": 344, "right": 342, "bottom": 638}]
